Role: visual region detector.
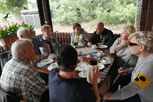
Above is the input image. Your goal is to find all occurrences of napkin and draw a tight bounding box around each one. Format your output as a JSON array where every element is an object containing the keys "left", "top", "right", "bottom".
[{"left": 37, "top": 63, "right": 47, "bottom": 67}]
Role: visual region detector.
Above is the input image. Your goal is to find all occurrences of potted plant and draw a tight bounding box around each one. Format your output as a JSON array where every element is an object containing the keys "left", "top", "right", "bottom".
[{"left": 0, "top": 22, "right": 35, "bottom": 45}]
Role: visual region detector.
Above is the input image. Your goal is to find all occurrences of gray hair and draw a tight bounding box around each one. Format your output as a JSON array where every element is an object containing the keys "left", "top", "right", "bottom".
[
  {"left": 17, "top": 27, "right": 30, "bottom": 39},
  {"left": 11, "top": 39, "right": 33, "bottom": 56},
  {"left": 128, "top": 31, "right": 153, "bottom": 52}
]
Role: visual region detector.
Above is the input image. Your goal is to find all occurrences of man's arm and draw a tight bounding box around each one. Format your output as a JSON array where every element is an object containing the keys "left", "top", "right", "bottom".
[
  {"left": 104, "top": 32, "right": 114, "bottom": 47},
  {"left": 25, "top": 67, "right": 46, "bottom": 96},
  {"left": 43, "top": 43, "right": 51, "bottom": 54},
  {"left": 109, "top": 38, "right": 127, "bottom": 54},
  {"left": 89, "top": 32, "right": 96, "bottom": 44},
  {"left": 114, "top": 40, "right": 128, "bottom": 53},
  {"left": 91, "top": 66, "right": 101, "bottom": 102}
]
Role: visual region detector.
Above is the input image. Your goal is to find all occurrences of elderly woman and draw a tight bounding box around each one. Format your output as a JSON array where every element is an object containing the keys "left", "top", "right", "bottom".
[
  {"left": 49, "top": 44, "right": 101, "bottom": 102},
  {"left": 40, "top": 24, "right": 60, "bottom": 53},
  {"left": 103, "top": 31, "right": 153, "bottom": 102},
  {"left": 109, "top": 24, "right": 138, "bottom": 91}
]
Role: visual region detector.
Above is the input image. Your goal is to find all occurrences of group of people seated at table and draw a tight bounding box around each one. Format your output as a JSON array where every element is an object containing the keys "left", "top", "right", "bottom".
[
  {"left": 71, "top": 22, "right": 115, "bottom": 47},
  {"left": 0, "top": 21, "right": 153, "bottom": 102}
]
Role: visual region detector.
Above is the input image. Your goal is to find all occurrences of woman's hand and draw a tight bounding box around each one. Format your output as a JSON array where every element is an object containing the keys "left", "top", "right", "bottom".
[
  {"left": 118, "top": 67, "right": 128, "bottom": 76},
  {"left": 103, "top": 92, "right": 113, "bottom": 100},
  {"left": 122, "top": 40, "right": 129, "bottom": 47}
]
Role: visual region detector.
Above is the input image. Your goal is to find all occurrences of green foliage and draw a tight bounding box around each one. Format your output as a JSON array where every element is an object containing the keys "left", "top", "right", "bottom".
[
  {"left": 0, "top": 0, "right": 28, "bottom": 13},
  {"left": 0, "top": 22, "right": 35, "bottom": 38},
  {"left": 50, "top": 0, "right": 137, "bottom": 26}
]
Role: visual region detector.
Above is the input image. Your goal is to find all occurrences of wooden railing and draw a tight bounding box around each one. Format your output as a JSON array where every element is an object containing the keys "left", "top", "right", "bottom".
[{"left": 0, "top": 32, "right": 120, "bottom": 53}]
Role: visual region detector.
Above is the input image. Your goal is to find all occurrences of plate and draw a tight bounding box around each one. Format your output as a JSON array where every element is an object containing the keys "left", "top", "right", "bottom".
[
  {"left": 79, "top": 71, "right": 87, "bottom": 78},
  {"left": 91, "top": 47, "right": 97, "bottom": 49},
  {"left": 76, "top": 44, "right": 84, "bottom": 47},
  {"left": 48, "top": 62, "right": 58, "bottom": 70},
  {"left": 76, "top": 63, "right": 88, "bottom": 71},
  {"left": 98, "top": 45, "right": 108, "bottom": 49},
  {"left": 40, "top": 59, "right": 53, "bottom": 64},
  {"left": 102, "top": 61, "right": 110, "bottom": 65},
  {"left": 98, "top": 63, "right": 105, "bottom": 70}
]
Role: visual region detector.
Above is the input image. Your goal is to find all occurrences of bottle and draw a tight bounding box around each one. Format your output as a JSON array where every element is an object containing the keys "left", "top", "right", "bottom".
[{"left": 87, "top": 60, "right": 100, "bottom": 84}]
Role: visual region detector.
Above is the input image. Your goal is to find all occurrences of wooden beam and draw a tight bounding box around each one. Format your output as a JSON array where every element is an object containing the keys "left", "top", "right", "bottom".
[
  {"left": 137, "top": 0, "right": 148, "bottom": 31},
  {"left": 36, "top": 0, "right": 45, "bottom": 26},
  {"left": 42, "top": 0, "right": 53, "bottom": 32},
  {"left": 145, "top": 0, "right": 153, "bottom": 31},
  {"left": 137, "top": 0, "right": 153, "bottom": 31}
]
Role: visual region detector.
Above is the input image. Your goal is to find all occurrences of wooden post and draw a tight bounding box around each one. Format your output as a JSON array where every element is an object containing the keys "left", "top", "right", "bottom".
[
  {"left": 137, "top": 0, "right": 153, "bottom": 31},
  {"left": 42, "top": 0, "right": 53, "bottom": 33},
  {"left": 36, "top": 0, "right": 45, "bottom": 26}
]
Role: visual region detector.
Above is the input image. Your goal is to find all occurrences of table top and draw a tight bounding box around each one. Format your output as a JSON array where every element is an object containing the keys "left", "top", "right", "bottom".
[
  {"left": 36, "top": 47, "right": 115, "bottom": 96},
  {"left": 37, "top": 47, "right": 115, "bottom": 77}
]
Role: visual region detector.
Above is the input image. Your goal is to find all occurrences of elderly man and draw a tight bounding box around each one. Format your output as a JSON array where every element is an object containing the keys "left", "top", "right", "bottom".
[
  {"left": 88, "top": 22, "right": 114, "bottom": 47},
  {"left": 0, "top": 40, "right": 49, "bottom": 102},
  {"left": 16, "top": 27, "right": 50, "bottom": 84},
  {"left": 71, "top": 23, "right": 90, "bottom": 45},
  {"left": 103, "top": 31, "right": 153, "bottom": 102},
  {"left": 49, "top": 44, "right": 101, "bottom": 102},
  {"left": 17, "top": 27, "right": 51, "bottom": 60}
]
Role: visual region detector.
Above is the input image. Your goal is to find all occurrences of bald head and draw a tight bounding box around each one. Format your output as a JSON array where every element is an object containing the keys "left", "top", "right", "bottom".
[{"left": 95, "top": 22, "right": 104, "bottom": 34}]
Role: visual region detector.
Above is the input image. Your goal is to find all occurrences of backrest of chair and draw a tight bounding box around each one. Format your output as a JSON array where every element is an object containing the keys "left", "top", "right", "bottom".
[
  {"left": 0, "top": 89, "right": 20, "bottom": 102},
  {"left": 0, "top": 51, "right": 10, "bottom": 75}
]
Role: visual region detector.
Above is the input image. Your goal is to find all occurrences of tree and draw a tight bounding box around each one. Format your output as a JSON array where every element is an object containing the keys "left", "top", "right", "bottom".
[{"left": 0, "top": 0, "right": 28, "bottom": 23}]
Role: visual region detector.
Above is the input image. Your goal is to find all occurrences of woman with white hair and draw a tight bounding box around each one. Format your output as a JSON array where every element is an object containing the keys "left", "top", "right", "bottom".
[
  {"left": 109, "top": 24, "right": 138, "bottom": 91},
  {"left": 103, "top": 31, "right": 153, "bottom": 102}
]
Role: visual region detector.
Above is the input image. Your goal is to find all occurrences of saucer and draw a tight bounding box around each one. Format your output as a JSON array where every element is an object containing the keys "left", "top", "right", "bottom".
[
  {"left": 76, "top": 63, "right": 88, "bottom": 71},
  {"left": 79, "top": 71, "right": 87, "bottom": 78},
  {"left": 48, "top": 62, "right": 58, "bottom": 70},
  {"left": 98, "top": 63, "right": 105, "bottom": 70},
  {"left": 98, "top": 45, "right": 108, "bottom": 49},
  {"left": 40, "top": 59, "right": 54, "bottom": 64}
]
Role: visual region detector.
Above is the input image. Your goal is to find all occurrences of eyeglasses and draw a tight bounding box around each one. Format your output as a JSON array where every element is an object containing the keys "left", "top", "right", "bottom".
[{"left": 129, "top": 42, "right": 138, "bottom": 46}]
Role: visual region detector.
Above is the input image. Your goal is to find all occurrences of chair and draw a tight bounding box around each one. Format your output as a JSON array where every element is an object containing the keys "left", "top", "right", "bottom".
[
  {"left": 0, "top": 51, "right": 10, "bottom": 76},
  {"left": 0, "top": 89, "right": 20, "bottom": 102}
]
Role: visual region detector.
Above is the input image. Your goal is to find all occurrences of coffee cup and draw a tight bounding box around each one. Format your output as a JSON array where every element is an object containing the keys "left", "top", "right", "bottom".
[
  {"left": 92, "top": 45, "right": 96, "bottom": 49},
  {"left": 78, "top": 42, "right": 83, "bottom": 46},
  {"left": 102, "top": 58, "right": 109, "bottom": 64},
  {"left": 81, "top": 70, "right": 87, "bottom": 76}
]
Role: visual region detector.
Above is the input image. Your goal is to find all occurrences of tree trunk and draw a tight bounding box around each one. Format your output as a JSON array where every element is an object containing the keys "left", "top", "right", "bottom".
[{"left": 11, "top": 11, "right": 23, "bottom": 23}]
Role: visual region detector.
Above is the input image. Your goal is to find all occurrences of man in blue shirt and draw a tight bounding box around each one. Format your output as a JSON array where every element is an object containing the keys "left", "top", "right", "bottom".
[{"left": 17, "top": 27, "right": 51, "bottom": 60}]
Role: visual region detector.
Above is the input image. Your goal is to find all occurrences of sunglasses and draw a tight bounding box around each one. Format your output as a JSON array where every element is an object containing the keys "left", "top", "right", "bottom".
[{"left": 129, "top": 42, "right": 138, "bottom": 46}]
